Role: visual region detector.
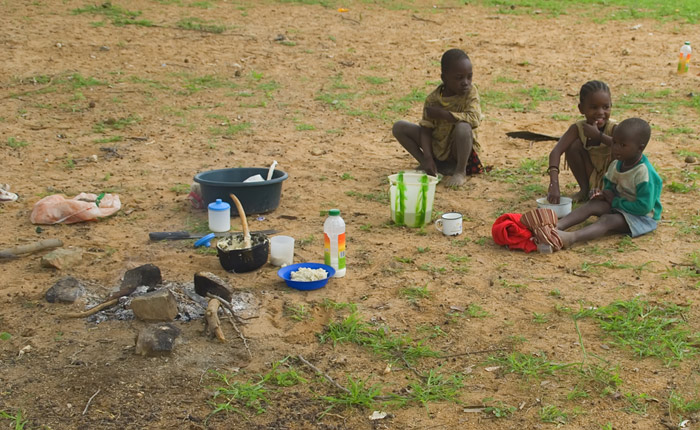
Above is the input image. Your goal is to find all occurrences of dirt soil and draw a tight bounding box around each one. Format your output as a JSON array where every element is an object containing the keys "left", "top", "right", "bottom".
[{"left": 2, "top": 1, "right": 700, "bottom": 429}]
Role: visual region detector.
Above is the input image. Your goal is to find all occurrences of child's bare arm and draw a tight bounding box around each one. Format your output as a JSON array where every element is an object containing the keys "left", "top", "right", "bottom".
[
  {"left": 419, "top": 126, "right": 437, "bottom": 176},
  {"left": 547, "top": 125, "right": 579, "bottom": 203},
  {"left": 581, "top": 121, "right": 612, "bottom": 146}
]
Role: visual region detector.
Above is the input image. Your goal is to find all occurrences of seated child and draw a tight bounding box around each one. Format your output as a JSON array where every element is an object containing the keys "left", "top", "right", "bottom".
[
  {"left": 556, "top": 118, "right": 662, "bottom": 248},
  {"left": 547, "top": 80, "right": 616, "bottom": 203},
  {"left": 392, "top": 48, "right": 483, "bottom": 187}
]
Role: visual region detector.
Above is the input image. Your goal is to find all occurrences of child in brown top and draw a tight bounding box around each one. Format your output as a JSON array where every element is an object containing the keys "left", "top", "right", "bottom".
[
  {"left": 392, "top": 49, "right": 483, "bottom": 187},
  {"left": 547, "top": 80, "right": 616, "bottom": 203}
]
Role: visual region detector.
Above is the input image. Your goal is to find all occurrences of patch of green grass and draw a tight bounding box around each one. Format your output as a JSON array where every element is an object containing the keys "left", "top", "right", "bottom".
[
  {"left": 540, "top": 404, "right": 568, "bottom": 424},
  {"left": 551, "top": 113, "right": 572, "bottom": 121},
  {"left": 575, "top": 298, "right": 699, "bottom": 364},
  {"left": 344, "top": 190, "right": 389, "bottom": 204},
  {"left": 487, "top": 351, "right": 572, "bottom": 379},
  {"left": 532, "top": 312, "right": 549, "bottom": 324},
  {"left": 72, "top": 3, "right": 153, "bottom": 27},
  {"left": 623, "top": 392, "right": 650, "bottom": 415},
  {"left": 318, "top": 311, "right": 440, "bottom": 363},
  {"left": 386, "top": 88, "right": 427, "bottom": 114},
  {"left": 669, "top": 391, "right": 700, "bottom": 417},
  {"left": 416, "top": 246, "right": 430, "bottom": 253},
  {"left": 0, "top": 332, "right": 11, "bottom": 341},
  {"left": 483, "top": 399, "right": 517, "bottom": 418},
  {"left": 93, "top": 135, "right": 123, "bottom": 144},
  {"left": 267, "top": 358, "right": 308, "bottom": 387},
  {"left": 7, "top": 137, "right": 28, "bottom": 148},
  {"left": 579, "top": 259, "right": 655, "bottom": 276},
  {"left": 170, "top": 183, "right": 190, "bottom": 195},
  {"left": 499, "top": 279, "right": 527, "bottom": 292},
  {"left": 401, "top": 369, "right": 463, "bottom": 410},
  {"left": 182, "top": 74, "right": 237, "bottom": 94},
  {"left": 400, "top": 285, "right": 431, "bottom": 304},
  {"left": 362, "top": 76, "right": 389, "bottom": 85},
  {"left": 284, "top": 304, "right": 311, "bottom": 322},
  {"left": 321, "top": 376, "right": 382, "bottom": 409},
  {"left": 667, "top": 181, "right": 697, "bottom": 193},
  {"left": 207, "top": 370, "right": 268, "bottom": 420},
  {"left": 93, "top": 115, "right": 140, "bottom": 133},
  {"left": 340, "top": 172, "right": 355, "bottom": 180},
  {"left": 295, "top": 123, "right": 315, "bottom": 131},
  {"left": 209, "top": 121, "right": 252, "bottom": 136},
  {"left": 518, "top": 85, "right": 560, "bottom": 110},
  {"left": 494, "top": 75, "right": 521, "bottom": 84},
  {"left": 0, "top": 409, "right": 28, "bottom": 429}
]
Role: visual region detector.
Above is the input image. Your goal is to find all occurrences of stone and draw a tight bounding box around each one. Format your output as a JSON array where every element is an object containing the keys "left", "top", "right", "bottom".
[
  {"left": 130, "top": 289, "right": 178, "bottom": 322},
  {"left": 41, "top": 248, "right": 83, "bottom": 270},
  {"left": 194, "top": 272, "right": 233, "bottom": 301},
  {"left": 45, "top": 276, "right": 85, "bottom": 303},
  {"left": 134, "top": 323, "right": 181, "bottom": 357},
  {"left": 121, "top": 264, "right": 162, "bottom": 289},
  {"left": 685, "top": 155, "right": 696, "bottom": 163}
]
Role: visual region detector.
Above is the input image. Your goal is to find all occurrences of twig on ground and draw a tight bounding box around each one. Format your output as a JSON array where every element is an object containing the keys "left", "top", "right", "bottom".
[
  {"left": 206, "top": 293, "right": 251, "bottom": 357},
  {"left": 411, "top": 14, "right": 439, "bottom": 24},
  {"left": 401, "top": 356, "right": 424, "bottom": 379},
  {"left": 340, "top": 15, "right": 360, "bottom": 24},
  {"left": 297, "top": 355, "right": 351, "bottom": 394},
  {"left": 83, "top": 389, "right": 100, "bottom": 415},
  {"left": 62, "top": 298, "right": 119, "bottom": 318}
]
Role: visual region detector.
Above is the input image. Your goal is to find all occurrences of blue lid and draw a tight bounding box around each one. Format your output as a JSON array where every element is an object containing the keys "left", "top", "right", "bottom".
[
  {"left": 194, "top": 233, "right": 216, "bottom": 248},
  {"left": 208, "top": 199, "right": 230, "bottom": 211}
]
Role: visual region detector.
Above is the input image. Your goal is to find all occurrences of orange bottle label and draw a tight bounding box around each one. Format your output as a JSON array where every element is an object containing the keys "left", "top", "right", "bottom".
[{"left": 324, "top": 233, "right": 346, "bottom": 270}]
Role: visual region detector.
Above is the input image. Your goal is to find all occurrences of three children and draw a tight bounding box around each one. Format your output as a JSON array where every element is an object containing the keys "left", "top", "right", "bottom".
[{"left": 394, "top": 49, "right": 662, "bottom": 249}]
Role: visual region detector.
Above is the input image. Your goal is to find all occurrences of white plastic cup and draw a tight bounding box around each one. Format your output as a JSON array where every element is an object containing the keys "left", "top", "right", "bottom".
[
  {"left": 208, "top": 199, "right": 230, "bottom": 232},
  {"left": 435, "top": 212, "right": 463, "bottom": 236},
  {"left": 270, "top": 235, "right": 295, "bottom": 267}
]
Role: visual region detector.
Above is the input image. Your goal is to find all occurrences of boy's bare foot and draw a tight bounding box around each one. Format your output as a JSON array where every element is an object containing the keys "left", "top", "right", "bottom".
[
  {"left": 570, "top": 190, "right": 589, "bottom": 203},
  {"left": 443, "top": 173, "right": 467, "bottom": 187},
  {"left": 556, "top": 229, "right": 574, "bottom": 248}
]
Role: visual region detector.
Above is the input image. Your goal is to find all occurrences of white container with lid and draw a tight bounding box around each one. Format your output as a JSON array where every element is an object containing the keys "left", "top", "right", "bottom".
[{"left": 208, "top": 199, "right": 230, "bottom": 232}]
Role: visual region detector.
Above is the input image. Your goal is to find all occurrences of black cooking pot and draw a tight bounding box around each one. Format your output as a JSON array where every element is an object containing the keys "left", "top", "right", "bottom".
[{"left": 216, "top": 232, "right": 269, "bottom": 273}]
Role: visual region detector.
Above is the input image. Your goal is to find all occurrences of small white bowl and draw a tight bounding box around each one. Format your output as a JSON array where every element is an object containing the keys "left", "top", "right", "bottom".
[{"left": 536, "top": 197, "right": 572, "bottom": 218}]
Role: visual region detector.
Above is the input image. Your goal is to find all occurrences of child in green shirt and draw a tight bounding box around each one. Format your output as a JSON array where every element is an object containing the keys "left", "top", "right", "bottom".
[{"left": 556, "top": 118, "right": 662, "bottom": 248}]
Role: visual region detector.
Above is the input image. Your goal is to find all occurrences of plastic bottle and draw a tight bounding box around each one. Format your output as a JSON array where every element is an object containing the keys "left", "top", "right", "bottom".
[
  {"left": 323, "top": 209, "right": 346, "bottom": 278},
  {"left": 678, "top": 41, "right": 691, "bottom": 74},
  {"left": 208, "top": 199, "right": 230, "bottom": 232}
]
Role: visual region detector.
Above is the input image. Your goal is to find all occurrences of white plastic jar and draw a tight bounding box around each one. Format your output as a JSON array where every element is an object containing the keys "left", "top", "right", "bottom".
[{"left": 208, "top": 199, "right": 230, "bottom": 232}]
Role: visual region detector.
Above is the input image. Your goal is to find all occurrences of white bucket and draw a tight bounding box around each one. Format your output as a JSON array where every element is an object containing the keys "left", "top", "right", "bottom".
[{"left": 388, "top": 171, "right": 439, "bottom": 227}]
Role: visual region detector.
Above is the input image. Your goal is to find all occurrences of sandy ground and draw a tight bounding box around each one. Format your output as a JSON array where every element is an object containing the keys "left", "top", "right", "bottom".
[{"left": 1, "top": 0, "right": 700, "bottom": 428}]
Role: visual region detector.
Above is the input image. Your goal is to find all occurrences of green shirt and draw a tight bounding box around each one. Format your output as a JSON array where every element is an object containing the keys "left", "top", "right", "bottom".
[{"left": 603, "top": 155, "right": 663, "bottom": 220}]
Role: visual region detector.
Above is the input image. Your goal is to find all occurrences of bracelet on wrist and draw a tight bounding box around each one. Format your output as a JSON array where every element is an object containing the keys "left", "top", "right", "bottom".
[{"left": 548, "top": 166, "right": 559, "bottom": 173}]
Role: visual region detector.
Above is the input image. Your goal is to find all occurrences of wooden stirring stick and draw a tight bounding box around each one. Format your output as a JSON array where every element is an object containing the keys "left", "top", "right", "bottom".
[{"left": 229, "top": 193, "right": 252, "bottom": 249}]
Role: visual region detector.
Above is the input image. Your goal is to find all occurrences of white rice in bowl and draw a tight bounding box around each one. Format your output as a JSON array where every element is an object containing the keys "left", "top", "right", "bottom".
[{"left": 290, "top": 267, "right": 328, "bottom": 282}]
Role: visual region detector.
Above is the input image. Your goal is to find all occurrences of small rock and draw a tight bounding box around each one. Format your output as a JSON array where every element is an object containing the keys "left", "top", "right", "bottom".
[
  {"left": 130, "top": 289, "right": 178, "bottom": 321},
  {"left": 369, "top": 411, "right": 388, "bottom": 420},
  {"left": 135, "top": 323, "right": 181, "bottom": 357},
  {"left": 122, "top": 264, "right": 162, "bottom": 289},
  {"left": 88, "top": 101, "right": 96, "bottom": 109},
  {"left": 45, "top": 276, "right": 85, "bottom": 303},
  {"left": 194, "top": 272, "right": 233, "bottom": 301},
  {"left": 621, "top": 48, "right": 630, "bottom": 56},
  {"left": 685, "top": 155, "right": 696, "bottom": 163},
  {"left": 99, "top": 45, "right": 110, "bottom": 51},
  {"left": 41, "top": 248, "right": 83, "bottom": 270},
  {"left": 310, "top": 148, "right": 325, "bottom": 156}
]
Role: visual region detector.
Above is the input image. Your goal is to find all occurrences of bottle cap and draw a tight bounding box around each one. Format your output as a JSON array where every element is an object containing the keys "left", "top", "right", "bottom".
[
  {"left": 329, "top": 208, "right": 340, "bottom": 216},
  {"left": 685, "top": 41, "right": 691, "bottom": 44},
  {"left": 209, "top": 199, "right": 230, "bottom": 211},
  {"left": 194, "top": 233, "right": 216, "bottom": 248}
]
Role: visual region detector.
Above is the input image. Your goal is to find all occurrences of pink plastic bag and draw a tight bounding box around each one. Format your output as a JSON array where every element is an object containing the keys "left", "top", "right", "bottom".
[{"left": 30, "top": 193, "right": 121, "bottom": 224}]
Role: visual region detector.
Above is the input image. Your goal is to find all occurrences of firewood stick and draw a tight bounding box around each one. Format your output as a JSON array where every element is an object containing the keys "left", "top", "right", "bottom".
[
  {"left": 62, "top": 298, "right": 119, "bottom": 318},
  {"left": 0, "top": 239, "right": 63, "bottom": 259},
  {"left": 206, "top": 299, "right": 226, "bottom": 342},
  {"left": 229, "top": 193, "right": 251, "bottom": 249}
]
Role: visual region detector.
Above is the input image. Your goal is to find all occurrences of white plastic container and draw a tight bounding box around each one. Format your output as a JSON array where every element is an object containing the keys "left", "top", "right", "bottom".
[
  {"left": 536, "top": 197, "right": 572, "bottom": 218},
  {"left": 208, "top": 199, "right": 230, "bottom": 232},
  {"left": 388, "top": 171, "right": 439, "bottom": 227},
  {"left": 270, "top": 235, "right": 295, "bottom": 267},
  {"left": 323, "top": 209, "right": 346, "bottom": 278},
  {"left": 678, "top": 41, "right": 692, "bottom": 74}
]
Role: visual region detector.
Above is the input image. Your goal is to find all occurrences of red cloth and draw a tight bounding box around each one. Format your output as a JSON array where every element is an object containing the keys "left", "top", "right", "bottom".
[{"left": 491, "top": 213, "right": 537, "bottom": 253}]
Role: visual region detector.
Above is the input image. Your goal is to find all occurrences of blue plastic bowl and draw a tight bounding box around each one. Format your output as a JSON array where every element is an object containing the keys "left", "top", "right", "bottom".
[{"left": 278, "top": 263, "right": 336, "bottom": 291}]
